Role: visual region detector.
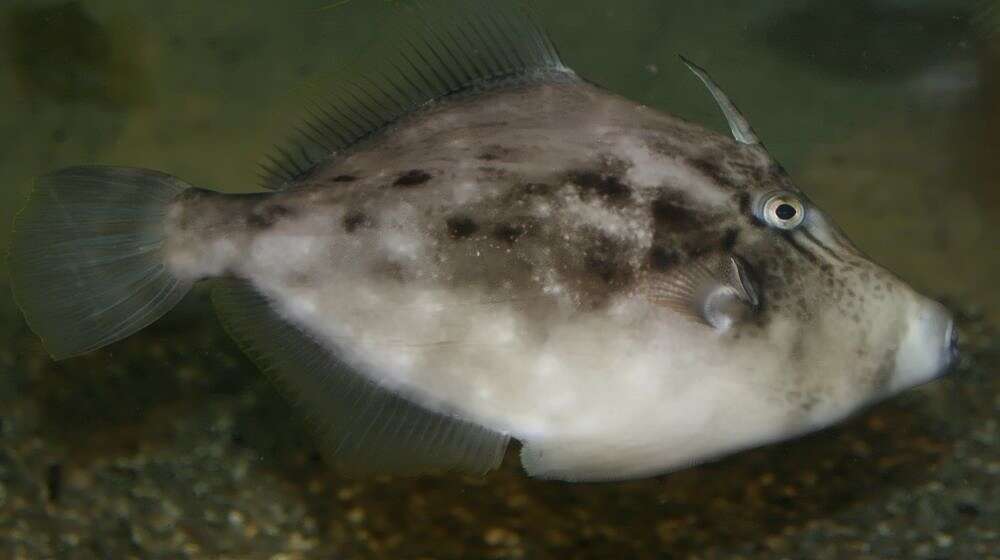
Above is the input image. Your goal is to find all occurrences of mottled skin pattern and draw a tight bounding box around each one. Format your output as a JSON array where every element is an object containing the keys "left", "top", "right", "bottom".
[{"left": 165, "top": 76, "right": 946, "bottom": 480}]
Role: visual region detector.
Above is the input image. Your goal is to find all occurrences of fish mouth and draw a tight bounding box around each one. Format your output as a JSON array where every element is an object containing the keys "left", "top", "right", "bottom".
[
  {"left": 944, "top": 318, "right": 959, "bottom": 371},
  {"left": 891, "top": 298, "right": 956, "bottom": 392}
]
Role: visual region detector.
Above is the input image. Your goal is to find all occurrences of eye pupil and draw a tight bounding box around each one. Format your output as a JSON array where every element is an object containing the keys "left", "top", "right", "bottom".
[
  {"left": 775, "top": 203, "right": 797, "bottom": 220},
  {"left": 758, "top": 193, "right": 805, "bottom": 229}
]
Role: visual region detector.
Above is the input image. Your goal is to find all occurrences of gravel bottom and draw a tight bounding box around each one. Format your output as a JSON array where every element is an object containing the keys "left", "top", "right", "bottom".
[{"left": 0, "top": 291, "right": 996, "bottom": 560}]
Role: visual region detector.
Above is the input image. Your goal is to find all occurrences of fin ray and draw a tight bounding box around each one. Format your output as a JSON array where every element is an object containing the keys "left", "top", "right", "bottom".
[
  {"left": 642, "top": 255, "right": 759, "bottom": 331},
  {"left": 679, "top": 55, "right": 761, "bottom": 145},
  {"left": 260, "top": 0, "right": 568, "bottom": 189},
  {"left": 212, "top": 280, "right": 510, "bottom": 476},
  {"left": 9, "top": 166, "right": 193, "bottom": 359}
]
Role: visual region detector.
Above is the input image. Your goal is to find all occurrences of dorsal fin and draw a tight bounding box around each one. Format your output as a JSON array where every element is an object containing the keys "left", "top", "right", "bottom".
[
  {"left": 679, "top": 55, "right": 761, "bottom": 146},
  {"left": 259, "top": 0, "right": 569, "bottom": 190}
]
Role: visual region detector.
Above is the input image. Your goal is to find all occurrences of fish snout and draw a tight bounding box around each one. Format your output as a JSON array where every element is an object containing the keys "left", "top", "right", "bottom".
[{"left": 891, "top": 297, "right": 957, "bottom": 392}]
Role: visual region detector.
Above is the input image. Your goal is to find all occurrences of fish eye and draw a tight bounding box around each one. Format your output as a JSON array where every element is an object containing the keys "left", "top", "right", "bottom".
[{"left": 760, "top": 193, "right": 805, "bottom": 229}]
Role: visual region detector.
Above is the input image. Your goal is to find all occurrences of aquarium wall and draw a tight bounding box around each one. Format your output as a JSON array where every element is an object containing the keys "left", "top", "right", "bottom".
[{"left": 0, "top": 1, "right": 996, "bottom": 558}]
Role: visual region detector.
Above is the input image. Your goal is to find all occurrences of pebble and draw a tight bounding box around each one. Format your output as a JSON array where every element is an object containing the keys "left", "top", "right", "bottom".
[
  {"left": 345, "top": 507, "right": 366, "bottom": 525},
  {"left": 484, "top": 526, "right": 521, "bottom": 547}
]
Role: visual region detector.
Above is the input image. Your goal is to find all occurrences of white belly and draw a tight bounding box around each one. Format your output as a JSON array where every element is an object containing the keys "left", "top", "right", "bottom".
[{"left": 242, "top": 238, "right": 792, "bottom": 478}]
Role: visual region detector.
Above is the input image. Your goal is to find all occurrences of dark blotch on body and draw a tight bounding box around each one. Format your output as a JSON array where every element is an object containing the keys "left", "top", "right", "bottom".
[
  {"left": 689, "top": 156, "right": 735, "bottom": 189},
  {"left": 584, "top": 234, "right": 635, "bottom": 287},
  {"left": 446, "top": 216, "right": 479, "bottom": 239},
  {"left": 648, "top": 246, "right": 680, "bottom": 271},
  {"left": 394, "top": 169, "right": 432, "bottom": 187},
  {"left": 652, "top": 195, "right": 701, "bottom": 230},
  {"left": 477, "top": 144, "right": 515, "bottom": 162},
  {"left": 342, "top": 210, "right": 373, "bottom": 233},
  {"left": 737, "top": 192, "right": 752, "bottom": 214},
  {"left": 569, "top": 171, "right": 631, "bottom": 202},
  {"left": 737, "top": 191, "right": 766, "bottom": 227},
  {"left": 721, "top": 228, "right": 739, "bottom": 251},
  {"left": 494, "top": 222, "right": 526, "bottom": 244},
  {"left": 522, "top": 183, "right": 553, "bottom": 196},
  {"left": 332, "top": 174, "right": 357, "bottom": 183},
  {"left": 247, "top": 204, "right": 294, "bottom": 229},
  {"left": 685, "top": 243, "right": 714, "bottom": 259}
]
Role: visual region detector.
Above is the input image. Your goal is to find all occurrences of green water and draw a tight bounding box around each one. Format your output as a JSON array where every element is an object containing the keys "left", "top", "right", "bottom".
[{"left": 0, "top": 1, "right": 997, "bottom": 558}]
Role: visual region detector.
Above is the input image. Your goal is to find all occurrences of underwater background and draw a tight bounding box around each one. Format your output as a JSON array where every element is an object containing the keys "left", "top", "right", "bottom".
[{"left": 0, "top": 0, "right": 997, "bottom": 558}]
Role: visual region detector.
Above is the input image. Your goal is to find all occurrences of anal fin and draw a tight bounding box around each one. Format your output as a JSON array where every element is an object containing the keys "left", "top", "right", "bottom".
[{"left": 212, "top": 280, "right": 509, "bottom": 476}]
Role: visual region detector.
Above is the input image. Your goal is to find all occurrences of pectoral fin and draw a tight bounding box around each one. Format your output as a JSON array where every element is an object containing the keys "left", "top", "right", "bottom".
[{"left": 642, "top": 255, "right": 759, "bottom": 331}]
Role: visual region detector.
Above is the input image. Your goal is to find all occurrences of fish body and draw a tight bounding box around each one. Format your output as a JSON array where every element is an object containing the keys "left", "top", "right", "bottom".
[{"left": 9, "top": 2, "right": 957, "bottom": 481}]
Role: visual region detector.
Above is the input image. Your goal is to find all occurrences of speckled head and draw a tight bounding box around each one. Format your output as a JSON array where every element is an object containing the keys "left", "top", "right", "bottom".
[
  {"left": 649, "top": 58, "right": 959, "bottom": 428},
  {"left": 513, "top": 61, "right": 959, "bottom": 480}
]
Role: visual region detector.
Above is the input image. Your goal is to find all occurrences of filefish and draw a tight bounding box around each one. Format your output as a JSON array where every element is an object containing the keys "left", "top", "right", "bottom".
[{"left": 9, "top": 2, "right": 958, "bottom": 481}]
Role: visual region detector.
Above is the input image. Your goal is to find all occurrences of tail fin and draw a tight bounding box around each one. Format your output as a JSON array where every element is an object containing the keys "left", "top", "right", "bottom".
[{"left": 8, "top": 166, "right": 193, "bottom": 359}]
